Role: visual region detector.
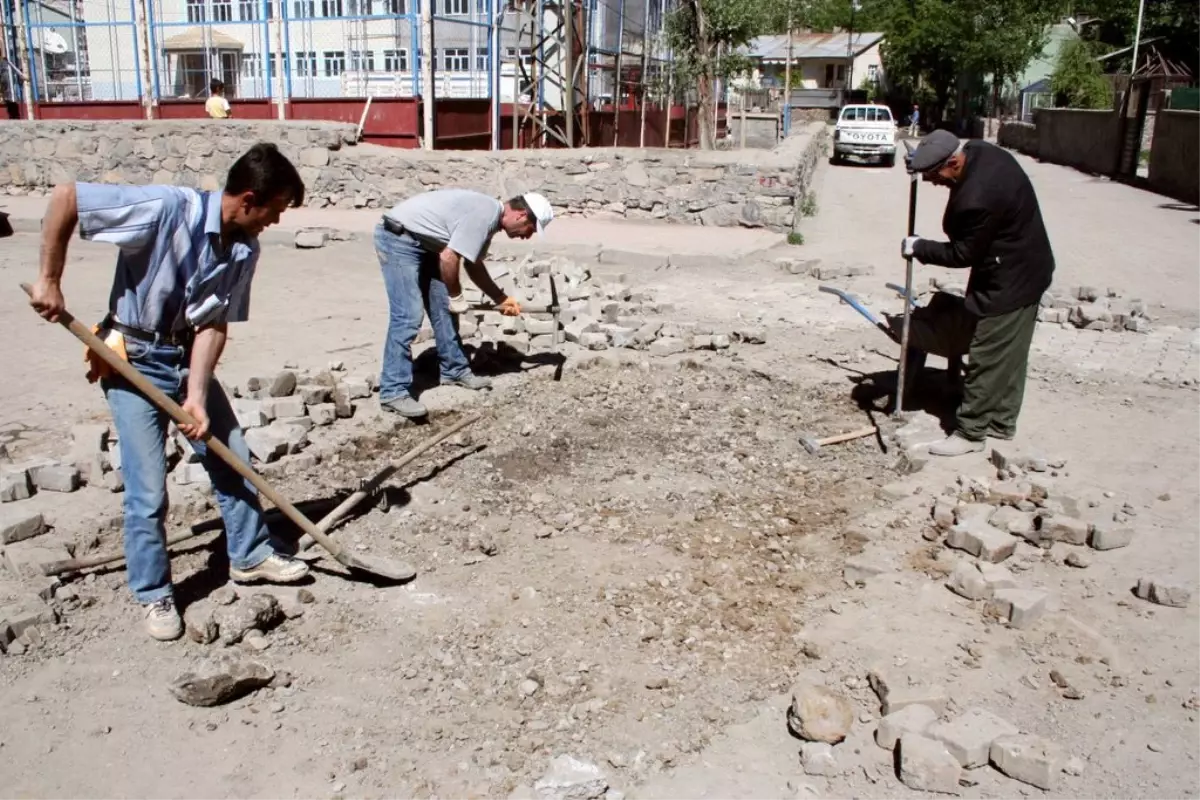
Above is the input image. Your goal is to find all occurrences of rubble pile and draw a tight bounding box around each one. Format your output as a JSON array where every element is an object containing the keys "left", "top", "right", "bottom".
[
  {"left": 1038, "top": 285, "right": 1153, "bottom": 332},
  {"left": 458, "top": 255, "right": 768, "bottom": 356}
]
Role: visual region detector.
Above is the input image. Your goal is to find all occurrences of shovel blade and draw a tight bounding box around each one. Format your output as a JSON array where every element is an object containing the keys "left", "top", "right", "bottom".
[{"left": 343, "top": 552, "right": 418, "bottom": 583}]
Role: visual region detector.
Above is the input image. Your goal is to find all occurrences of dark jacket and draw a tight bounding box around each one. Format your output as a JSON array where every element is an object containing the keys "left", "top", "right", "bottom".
[{"left": 913, "top": 140, "right": 1055, "bottom": 317}]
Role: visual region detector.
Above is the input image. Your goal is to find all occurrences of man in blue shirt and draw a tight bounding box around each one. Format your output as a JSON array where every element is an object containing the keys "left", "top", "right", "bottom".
[{"left": 29, "top": 143, "right": 311, "bottom": 641}]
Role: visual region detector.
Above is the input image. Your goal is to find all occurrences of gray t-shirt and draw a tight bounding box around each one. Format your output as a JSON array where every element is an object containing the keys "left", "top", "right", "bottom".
[{"left": 383, "top": 189, "right": 503, "bottom": 263}]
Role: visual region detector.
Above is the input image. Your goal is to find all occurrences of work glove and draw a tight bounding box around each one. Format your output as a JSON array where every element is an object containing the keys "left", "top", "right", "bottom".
[
  {"left": 901, "top": 236, "right": 921, "bottom": 259},
  {"left": 497, "top": 296, "right": 522, "bottom": 317},
  {"left": 448, "top": 294, "right": 469, "bottom": 315}
]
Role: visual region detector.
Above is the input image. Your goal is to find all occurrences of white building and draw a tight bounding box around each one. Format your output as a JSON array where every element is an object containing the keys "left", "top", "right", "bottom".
[{"left": 74, "top": 0, "right": 662, "bottom": 103}]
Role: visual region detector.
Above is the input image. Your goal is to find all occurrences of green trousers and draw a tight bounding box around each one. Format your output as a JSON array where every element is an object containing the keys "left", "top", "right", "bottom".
[{"left": 887, "top": 293, "right": 1039, "bottom": 442}]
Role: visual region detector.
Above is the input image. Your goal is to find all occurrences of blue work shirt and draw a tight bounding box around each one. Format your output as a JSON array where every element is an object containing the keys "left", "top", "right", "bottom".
[{"left": 76, "top": 183, "right": 259, "bottom": 332}]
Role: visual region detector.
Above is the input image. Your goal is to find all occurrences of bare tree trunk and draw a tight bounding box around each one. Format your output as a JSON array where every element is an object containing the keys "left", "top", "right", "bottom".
[{"left": 683, "top": 0, "right": 715, "bottom": 149}]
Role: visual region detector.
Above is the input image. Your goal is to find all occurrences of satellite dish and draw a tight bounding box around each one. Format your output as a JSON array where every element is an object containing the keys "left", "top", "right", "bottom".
[{"left": 41, "top": 31, "right": 69, "bottom": 54}]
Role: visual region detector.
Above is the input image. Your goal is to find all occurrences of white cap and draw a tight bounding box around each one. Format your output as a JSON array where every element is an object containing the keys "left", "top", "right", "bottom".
[{"left": 522, "top": 192, "right": 554, "bottom": 236}]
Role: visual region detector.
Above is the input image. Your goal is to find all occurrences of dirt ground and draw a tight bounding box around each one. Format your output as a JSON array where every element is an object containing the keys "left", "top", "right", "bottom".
[{"left": 0, "top": 148, "right": 1197, "bottom": 800}]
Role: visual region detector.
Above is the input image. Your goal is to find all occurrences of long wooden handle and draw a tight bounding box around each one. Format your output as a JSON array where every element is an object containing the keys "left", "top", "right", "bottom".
[
  {"left": 820, "top": 426, "right": 878, "bottom": 446},
  {"left": 297, "top": 413, "right": 481, "bottom": 551},
  {"left": 21, "top": 283, "right": 348, "bottom": 562},
  {"left": 895, "top": 174, "right": 919, "bottom": 416}
]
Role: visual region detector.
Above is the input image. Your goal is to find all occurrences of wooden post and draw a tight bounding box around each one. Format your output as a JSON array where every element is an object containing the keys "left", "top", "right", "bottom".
[
  {"left": 13, "top": 0, "right": 35, "bottom": 119},
  {"left": 637, "top": 0, "right": 649, "bottom": 147},
  {"left": 783, "top": 16, "right": 793, "bottom": 117},
  {"left": 739, "top": 92, "right": 746, "bottom": 148},
  {"left": 612, "top": 0, "right": 624, "bottom": 146},
  {"left": 272, "top": 4, "right": 286, "bottom": 120},
  {"left": 564, "top": 0, "right": 574, "bottom": 146}
]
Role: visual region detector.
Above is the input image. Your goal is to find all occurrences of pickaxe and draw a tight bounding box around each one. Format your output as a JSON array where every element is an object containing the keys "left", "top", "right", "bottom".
[
  {"left": 469, "top": 273, "right": 562, "bottom": 376},
  {"left": 798, "top": 426, "right": 878, "bottom": 455}
]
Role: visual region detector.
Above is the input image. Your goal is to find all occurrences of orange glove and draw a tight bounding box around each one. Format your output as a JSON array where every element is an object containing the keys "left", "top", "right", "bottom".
[
  {"left": 497, "top": 296, "right": 522, "bottom": 317},
  {"left": 84, "top": 327, "right": 128, "bottom": 384}
]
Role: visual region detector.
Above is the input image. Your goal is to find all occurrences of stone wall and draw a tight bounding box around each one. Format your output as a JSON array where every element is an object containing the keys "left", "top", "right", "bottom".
[
  {"left": 0, "top": 119, "right": 830, "bottom": 232},
  {"left": 1147, "top": 111, "right": 1199, "bottom": 205},
  {"left": 727, "top": 112, "right": 782, "bottom": 149}
]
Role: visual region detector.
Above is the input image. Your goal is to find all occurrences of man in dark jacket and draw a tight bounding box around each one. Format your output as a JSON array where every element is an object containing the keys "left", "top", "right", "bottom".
[{"left": 892, "top": 129, "right": 1055, "bottom": 457}]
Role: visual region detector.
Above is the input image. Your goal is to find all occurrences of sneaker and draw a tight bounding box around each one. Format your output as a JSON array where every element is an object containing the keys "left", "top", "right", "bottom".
[
  {"left": 230, "top": 553, "right": 311, "bottom": 585},
  {"left": 928, "top": 433, "right": 987, "bottom": 457},
  {"left": 380, "top": 395, "right": 427, "bottom": 418},
  {"left": 143, "top": 596, "right": 183, "bottom": 642},
  {"left": 441, "top": 373, "right": 493, "bottom": 391}
]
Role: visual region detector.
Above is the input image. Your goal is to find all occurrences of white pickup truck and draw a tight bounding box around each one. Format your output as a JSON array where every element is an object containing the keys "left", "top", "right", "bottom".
[{"left": 832, "top": 104, "right": 897, "bottom": 167}]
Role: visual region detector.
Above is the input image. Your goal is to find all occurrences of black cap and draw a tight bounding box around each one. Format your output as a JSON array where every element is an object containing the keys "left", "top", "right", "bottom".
[{"left": 905, "top": 129, "right": 961, "bottom": 173}]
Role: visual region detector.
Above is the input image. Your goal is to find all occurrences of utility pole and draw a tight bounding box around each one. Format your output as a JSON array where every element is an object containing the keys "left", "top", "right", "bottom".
[
  {"left": 135, "top": 0, "right": 155, "bottom": 118},
  {"left": 490, "top": 0, "right": 502, "bottom": 149},
  {"left": 1129, "top": 0, "right": 1145, "bottom": 79},
  {"left": 421, "top": 0, "right": 435, "bottom": 150},
  {"left": 272, "top": 0, "right": 287, "bottom": 119},
  {"left": 637, "top": 0, "right": 649, "bottom": 146}
]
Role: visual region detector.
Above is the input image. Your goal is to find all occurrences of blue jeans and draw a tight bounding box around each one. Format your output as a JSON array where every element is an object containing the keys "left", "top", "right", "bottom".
[
  {"left": 102, "top": 338, "right": 275, "bottom": 603},
  {"left": 375, "top": 224, "right": 472, "bottom": 402}
]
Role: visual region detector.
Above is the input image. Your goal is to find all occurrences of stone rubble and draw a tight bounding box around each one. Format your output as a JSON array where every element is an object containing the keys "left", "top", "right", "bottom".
[
  {"left": 168, "top": 653, "right": 275, "bottom": 707},
  {"left": 786, "top": 682, "right": 854, "bottom": 744},
  {"left": 897, "top": 733, "right": 962, "bottom": 794}
]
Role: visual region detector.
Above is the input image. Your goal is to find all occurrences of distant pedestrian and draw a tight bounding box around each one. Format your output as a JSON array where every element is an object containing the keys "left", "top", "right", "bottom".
[
  {"left": 908, "top": 104, "right": 920, "bottom": 136},
  {"left": 206, "top": 78, "right": 231, "bottom": 119}
]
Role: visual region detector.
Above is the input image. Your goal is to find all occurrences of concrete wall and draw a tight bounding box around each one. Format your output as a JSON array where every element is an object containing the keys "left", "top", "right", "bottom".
[
  {"left": 1148, "top": 111, "right": 1200, "bottom": 205},
  {"left": 0, "top": 119, "right": 830, "bottom": 232},
  {"left": 998, "top": 109, "right": 1120, "bottom": 175},
  {"left": 1033, "top": 108, "right": 1121, "bottom": 175},
  {"left": 727, "top": 112, "right": 781, "bottom": 149}
]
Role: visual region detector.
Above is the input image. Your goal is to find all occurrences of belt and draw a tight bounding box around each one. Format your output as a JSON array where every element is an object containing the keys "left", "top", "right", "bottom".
[
  {"left": 382, "top": 217, "right": 406, "bottom": 237},
  {"left": 106, "top": 316, "right": 194, "bottom": 347}
]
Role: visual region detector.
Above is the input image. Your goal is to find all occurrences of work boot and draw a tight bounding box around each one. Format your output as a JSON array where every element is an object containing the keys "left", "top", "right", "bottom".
[
  {"left": 928, "top": 433, "right": 986, "bottom": 457},
  {"left": 381, "top": 395, "right": 427, "bottom": 418},
  {"left": 143, "top": 596, "right": 183, "bottom": 642},
  {"left": 441, "top": 373, "right": 493, "bottom": 391},
  {"left": 230, "top": 553, "right": 310, "bottom": 585}
]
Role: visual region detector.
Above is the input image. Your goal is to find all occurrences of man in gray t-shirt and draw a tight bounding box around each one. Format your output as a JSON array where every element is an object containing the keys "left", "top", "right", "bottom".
[{"left": 374, "top": 188, "right": 555, "bottom": 418}]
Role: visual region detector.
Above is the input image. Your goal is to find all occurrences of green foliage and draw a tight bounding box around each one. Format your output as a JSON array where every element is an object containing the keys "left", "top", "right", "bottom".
[
  {"left": 869, "top": 0, "right": 1063, "bottom": 116},
  {"left": 787, "top": 231, "right": 806, "bottom": 245},
  {"left": 1050, "top": 37, "right": 1112, "bottom": 108},
  {"left": 800, "top": 191, "right": 818, "bottom": 216},
  {"left": 666, "top": 0, "right": 769, "bottom": 85},
  {"left": 1076, "top": 0, "right": 1199, "bottom": 76}
]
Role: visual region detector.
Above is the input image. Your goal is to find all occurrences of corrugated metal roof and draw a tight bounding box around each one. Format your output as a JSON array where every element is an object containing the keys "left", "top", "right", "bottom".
[{"left": 743, "top": 32, "right": 885, "bottom": 63}]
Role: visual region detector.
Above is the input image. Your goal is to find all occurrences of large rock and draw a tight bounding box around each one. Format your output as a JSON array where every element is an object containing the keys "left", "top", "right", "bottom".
[
  {"left": 787, "top": 682, "right": 853, "bottom": 744},
  {"left": 217, "top": 593, "right": 283, "bottom": 644},
  {"left": 898, "top": 734, "right": 961, "bottom": 794},
  {"left": 183, "top": 600, "right": 220, "bottom": 644},
  {"left": 0, "top": 508, "right": 45, "bottom": 544},
  {"left": 533, "top": 755, "right": 608, "bottom": 800},
  {"left": 168, "top": 654, "right": 275, "bottom": 707}
]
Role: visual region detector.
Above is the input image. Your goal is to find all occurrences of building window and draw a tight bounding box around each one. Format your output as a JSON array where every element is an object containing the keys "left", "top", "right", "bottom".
[
  {"left": 442, "top": 0, "right": 467, "bottom": 14},
  {"left": 239, "top": 0, "right": 258, "bottom": 18},
  {"left": 293, "top": 50, "right": 317, "bottom": 76},
  {"left": 348, "top": 0, "right": 371, "bottom": 12},
  {"left": 349, "top": 49, "right": 375, "bottom": 71},
  {"left": 476, "top": 46, "right": 487, "bottom": 72},
  {"left": 866, "top": 64, "right": 878, "bottom": 83},
  {"left": 379, "top": 0, "right": 405, "bottom": 11},
  {"left": 442, "top": 47, "right": 468, "bottom": 71},
  {"left": 383, "top": 48, "right": 408, "bottom": 71},
  {"left": 505, "top": 46, "right": 532, "bottom": 66},
  {"left": 321, "top": 0, "right": 343, "bottom": 14},
  {"left": 323, "top": 50, "right": 346, "bottom": 76},
  {"left": 293, "top": 0, "right": 314, "bottom": 15},
  {"left": 241, "top": 53, "right": 262, "bottom": 77},
  {"left": 186, "top": 0, "right": 205, "bottom": 22},
  {"left": 213, "top": 0, "right": 233, "bottom": 20}
]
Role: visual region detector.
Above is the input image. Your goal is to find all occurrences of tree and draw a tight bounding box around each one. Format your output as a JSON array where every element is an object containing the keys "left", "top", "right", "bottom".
[
  {"left": 666, "top": 0, "right": 767, "bottom": 149},
  {"left": 1050, "top": 37, "right": 1113, "bottom": 107},
  {"left": 871, "top": 0, "right": 1063, "bottom": 123},
  {"left": 1074, "top": 0, "right": 1199, "bottom": 75}
]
